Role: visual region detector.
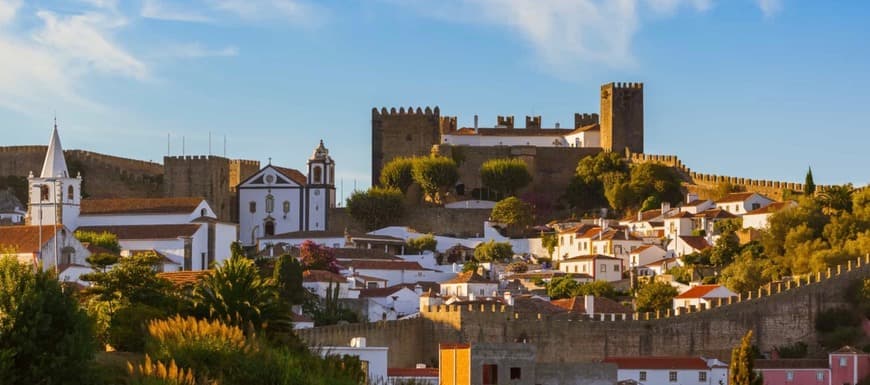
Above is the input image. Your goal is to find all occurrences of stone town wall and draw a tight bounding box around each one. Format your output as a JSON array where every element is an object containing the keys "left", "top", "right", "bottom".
[
  {"left": 328, "top": 207, "right": 492, "bottom": 237},
  {"left": 296, "top": 255, "right": 870, "bottom": 368}
]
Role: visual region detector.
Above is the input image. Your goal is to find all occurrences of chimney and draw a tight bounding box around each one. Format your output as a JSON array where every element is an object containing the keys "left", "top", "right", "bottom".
[
  {"left": 584, "top": 295, "right": 594, "bottom": 316},
  {"left": 474, "top": 115, "right": 479, "bottom": 129},
  {"left": 350, "top": 337, "right": 367, "bottom": 348},
  {"left": 555, "top": 121, "right": 560, "bottom": 129},
  {"left": 624, "top": 228, "right": 629, "bottom": 240},
  {"left": 414, "top": 284, "right": 422, "bottom": 296},
  {"left": 687, "top": 193, "right": 698, "bottom": 203},
  {"left": 503, "top": 291, "right": 514, "bottom": 306},
  {"left": 469, "top": 292, "right": 476, "bottom": 301},
  {"left": 661, "top": 202, "right": 671, "bottom": 214},
  {"left": 637, "top": 211, "right": 643, "bottom": 221}
]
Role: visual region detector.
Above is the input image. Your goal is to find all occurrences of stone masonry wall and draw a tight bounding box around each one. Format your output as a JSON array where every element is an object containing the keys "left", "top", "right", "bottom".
[{"left": 328, "top": 207, "right": 492, "bottom": 237}]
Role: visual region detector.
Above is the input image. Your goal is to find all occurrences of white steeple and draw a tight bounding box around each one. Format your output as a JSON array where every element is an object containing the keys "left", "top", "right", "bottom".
[{"left": 41, "top": 121, "right": 69, "bottom": 178}]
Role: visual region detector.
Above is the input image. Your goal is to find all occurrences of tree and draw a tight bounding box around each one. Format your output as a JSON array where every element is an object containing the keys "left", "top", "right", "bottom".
[
  {"left": 299, "top": 240, "right": 339, "bottom": 273},
  {"left": 407, "top": 234, "right": 437, "bottom": 253},
  {"left": 0, "top": 256, "right": 97, "bottom": 384},
  {"left": 193, "top": 254, "right": 289, "bottom": 333},
  {"left": 573, "top": 280, "right": 618, "bottom": 299},
  {"left": 411, "top": 156, "right": 459, "bottom": 204},
  {"left": 345, "top": 187, "right": 404, "bottom": 231},
  {"left": 490, "top": 197, "right": 534, "bottom": 234},
  {"left": 81, "top": 252, "right": 178, "bottom": 310},
  {"left": 541, "top": 233, "right": 558, "bottom": 258},
  {"left": 473, "top": 241, "right": 513, "bottom": 262},
  {"left": 817, "top": 184, "right": 854, "bottom": 214},
  {"left": 635, "top": 281, "right": 678, "bottom": 312},
  {"left": 720, "top": 257, "right": 776, "bottom": 294},
  {"left": 480, "top": 158, "right": 532, "bottom": 196},
  {"left": 762, "top": 197, "right": 828, "bottom": 260},
  {"left": 379, "top": 156, "right": 415, "bottom": 193},
  {"left": 565, "top": 152, "right": 628, "bottom": 212},
  {"left": 805, "top": 167, "right": 816, "bottom": 196},
  {"left": 710, "top": 231, "right": 740, "bottom": 266},
  {"left": 729, "top": 330, "right": 763, "bottom": 385},
  {"left": 273, "top": 254, "right": 308, "bottom": 306},
  {"left": 628, "top": 163, "right": 684, "bottom": 211},
  {"left": 75, "top": 230, "right": 122, "bottom": 254},
  {"left": 547, "top": 275, "right": 581, "bottom": 299}
]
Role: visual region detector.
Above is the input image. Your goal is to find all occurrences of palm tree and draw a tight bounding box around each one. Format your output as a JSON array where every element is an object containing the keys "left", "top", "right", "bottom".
[
  {"left": 192, "top": 254, "right": 289, "bottom": 333},
  {"left": 817, "top": 184, "right": 854, "bottom": 214}
]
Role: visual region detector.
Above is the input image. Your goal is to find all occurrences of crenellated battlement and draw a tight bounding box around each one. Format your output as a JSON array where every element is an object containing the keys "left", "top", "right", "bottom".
[
  {"left": 439, "top": 116, "right": 458, "bottom": 133},
  {"left": 610, "top": 82, "right": 644, "bottom": 89},
  {"left": 525, "top": 115, "right": 542, "bottom": 129},
  {"left": 574, "top": 113, "right": 600, "bottom": 128},
  {"left": 496, "top": 115, "right": 515, "bottom": 128},
  {"left": 372, "top": 106, "right": 439, "bottom": 117},
  {"left": 229, "top": 159, "right": 260, "bottom": 167}
]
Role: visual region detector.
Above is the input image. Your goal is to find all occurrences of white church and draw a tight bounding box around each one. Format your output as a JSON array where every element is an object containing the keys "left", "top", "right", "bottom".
[{"left": 238, "top": 140, "right": 336, "bottom": 246}]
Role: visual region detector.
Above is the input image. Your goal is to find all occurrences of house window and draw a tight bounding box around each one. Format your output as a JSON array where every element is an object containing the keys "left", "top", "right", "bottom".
[
  {"left": 265, "top": 194, "right": 275, "bottom": 213},
  {"left": 249, "top": 201, "right": 256, "bottom": 213},
  {"left": 582, "top": 265, "right": 587, "bottom": 272},
  {"left": 67, "top": 185, "right": 74, "bottom": 201},
  {"left": 479, "top": 289, "right": 484, "bottom": 295},
  {"left": 669, "top": 371, "right": 678, "bottom": 382},
  {"left": 573, "top": 266, "right": 577, "bottom": 273},
  {"left": 639, "top": 371, "right": 647, "bottom": 381},
  {"left": 752, "top": 203, "right": 761, "bottom": 210},
  {"left": 614, "top": 264, "right": 620, "bottom": 271},
  {"left": 817, "top": 372, "right": 825, "bottom": 381},
  {"left": 367, "top": 282, "right": 378, "bottom": 289},
  {"left": 787, "top": 371, "right": 794, "bottom": 381},
  {"left": 839, "top": 357, "right": 847, "bottom": 366},
  {"left": 283, "top": 201, "right": 290, "bottom": 214},
  {"left": 40, "top": 185, "right": 49, "bottom": 201},
  {"left": 699, "top": 371, "right": 707, "bottom": 382},
  {"left": 482, "top": 364, "right": 498, "bottom": 385},
  {"left": 600, "top": 264, "right": 606, "bottom": 272},
  {"left": 201, "top": 253, "right": 206, "bottom": 269},
  {"left": 510, "top": 367, "right": 522, "bottom": 380}
]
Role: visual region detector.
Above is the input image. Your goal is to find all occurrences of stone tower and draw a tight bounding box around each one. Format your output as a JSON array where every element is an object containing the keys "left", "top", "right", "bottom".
[
  {"left": 600, "top": 82, "right": 644, "bottom": 154},
  {"left": 371, "top": 107, "right": 441, "bottom": 185},
  {"left": 27, "top": 123, "right": 82, "bottom": 229}
]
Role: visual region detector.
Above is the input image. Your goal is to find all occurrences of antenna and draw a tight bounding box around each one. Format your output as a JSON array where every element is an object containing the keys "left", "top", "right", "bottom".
[
  {"left": 167, "top": 133, "right": 170, "bottom": 156},
  {"left": 223, "top": 134, "right": 227, "bottom": 157},
  {"left": 208, "top": 132, "right": 212, "bottom": 156},
  {"left": 182, "top": 136, "right": 185, "bottom": 156}
]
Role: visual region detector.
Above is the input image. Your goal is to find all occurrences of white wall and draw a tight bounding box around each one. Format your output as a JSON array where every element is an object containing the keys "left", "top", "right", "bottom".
[
  {"left": 616, "top": 368, "right": 726, "bottom": 385},
  {"left": 716, "top": 194, "right": 772, "bottom": 215},
  {"left": 76, "top": 213, "right": 191, "bottom": 228},
  {"left": 303, "top": 281, "right": 354, "bottom": 299},
  {"left": 34, "top": 228, "right": 90, "bottom": 270},
  {"left": 441, "top": 134, "right": 565, "bottom": 147},
  {"left": 239, "top": 186, "right": 303, "bottom": 245},
  {"left": 742, "top": 213, "right": 770, "bottom": 230},
  {"left": 213, "top": 222, "right": 237, "bottom": 265},
  {"left": 307, "top": 188, "right": 327, "bottom": 231},
  {"left": 364, "top": 287, "right": 419, "bottom": 319},
  {"left": 344, "top": 268, "right": 455, "bottom": 287},
  {"left": 318, "top": 346, "right": 388, "bottom": 385},
  {"left": 440, "top": 282, "right": 499, "bottom": 297}
]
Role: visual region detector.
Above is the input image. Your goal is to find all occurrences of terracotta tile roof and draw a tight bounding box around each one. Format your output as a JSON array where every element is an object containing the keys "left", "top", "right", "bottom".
[
  {"left": 603, "top": 357, "right": 710, "bottom": 370},
  {"left": 678, "top": 236, "right": 711, "bottom": 251},
  {"left": 597, "top": 229, "right": 642, "bottom": 241},
  {"left": 471, "top": 127, "right": 576, "bottom": 137},
  {"left": 348, "top": 233, "right": 406, "bottom": 244},
  {"left": 508, "top": 271, "right": 569, "bottom": 280},
  {"left": 717, "top": 192, "right": 765, "bottom": 203},
  {"left": 755, "top": 359, "right": 829, "bottom": 369},
  {"left": 388, "top": 368, "right": 439, "bottom": 378},
  {"left": 0, "top": 225, "right": 62, "bottom": 253},
  {"left": 745, "top": 201, "right": 795, "bottom": 215},
  {"left": 80, "top": 197, "right": 204, "bottom": 215},
  {"left": 341, "top": 260, "right": 426, "bottom": 271},
  {"left": 667, "top": 211, "right": 695, "bottom": 219},
  {"left": 273, "top": 166, "right": 307, "bottom": 186},
  {"left": 77, "top": 224, "right": 201, "bottom": 240},
  {"left": 643, "top": 256, "right": 679, "bottom": 267},
  {"left": 302, "top": 269, "right": 347, "bottom": 283},
  {"left": 622, "top": 209, "right": 662, "bottom": 222},
  {"left": 562, "top": 254, "right": 622, "bottom": 262},
  {"left": 831, "top": 346, "right": 863, "bottom": 354},
  {"left": 630, "top": 244, "right": 656, "bottom": 254},
  {"left": 263, "top": 229, "right": 345, "bottom": 239},
  {"left": 441, "top": 271, "right": 497, "bottom": 284},
  {"left": 551, "top": 296, "right": 632, "bottom": 314},
  {"left": 684, "top": 199, "right": 709, "bottom": 207},
  {"left": 674, "top": 284, "right": 722, "bottom": 299},
  {"left": 158, "top": 270, "right": 209, "bottom": 286},
  {"left": 512, "top": 296, "right": 568, "bottom": 315},
  {"left": 693, "top": 208, "right": 737, "bottom": 219},
  {"left": 358, "top": 284, "right": 414, "bottom": 298},
  {"left": 333, "top": 248, "right": 401, "bottom": 261}
]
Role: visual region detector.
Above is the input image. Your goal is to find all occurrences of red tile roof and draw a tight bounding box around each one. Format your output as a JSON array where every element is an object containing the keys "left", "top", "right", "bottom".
[
  {"left": 388, "top": 368, "right": 439, "bottom": 378},
  {"left": 341, "top": 260, "right": 426, "bottom": 271},
  {"left": 80, "top": 197, "right": 204, "bottom": 215},
  {"left": 630, "top": 244, "right": 657, "bottom": 254},
  {"left": 273, "top": 166, "right": 308, "bottom": 186},
  {"left": 158, "top": 270, "right": 209, "bottom": 286},
  {"left": 562, "top": 254, "right": 622, "bottom": 262},
  {"left": 678, "top": 236, "right": 711, "bottom": 251},
  {"left": 693, "top": 208, "right": 737, "bottom": 219},
  {"left": 684, "top": 199, "right": 710, "bottom": 207},
  {"left": 674, "top": 284, "right": 722, "bottom": 299},
  {"left": 473, "top": 127, "right": 577, "bottom": 136},
  {"left": 302, "top": 269, "right": 347, "bottom": 283},
  {"left": 745, "top": 201, "right": 794, "bottom": 215},
  {"left": 358, "top": 284, "right": 414, "bottom": 298},
  {"left": 441, "top": 271, "right": 498, "bottom": 284},
  {"left": 333, "top": 248, "right": 401, "bottom": 261},
  {"left": 717, "top": 192, "right": 766, "bottom": 203},
  {"left": 77, "top": 224, "right": 201, "bottom": 240},
  {"left": 0, "top": 225, "right": 62, "bottom": 253},
  {"left": 551, "top": 296, "right": 632, "bottom": 314},
  {"left": 603, "top": 357, "right": 709, "bottom": 370}
]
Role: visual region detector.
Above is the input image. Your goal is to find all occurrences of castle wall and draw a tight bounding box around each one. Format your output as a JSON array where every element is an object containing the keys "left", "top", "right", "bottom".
[
  {"left": 163, "top": 155, "right": 232, "bottom": 221},
  {"left": 297, "top": 256, "right": 870, "bottom": 368},
  {"left": 328, "top": 206, "right": 492, "bottom": 237},
  {"left": 601, "top": 82, "right": 644, "bottom": 154},
  {"left": 371, "top": 107, "right": 441, "bottom": 186}
]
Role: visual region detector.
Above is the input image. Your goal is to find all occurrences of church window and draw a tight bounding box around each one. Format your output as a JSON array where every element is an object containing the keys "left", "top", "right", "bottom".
[
  {"left": 249, "top": 201, "right": 256, "bottom": 213},
  {"left": 313, "top": 167, "right": 322, "bottom": 184},
  {"left": 200, "top": 208, "right": 207, "bottom": 217},
  {"left": 264, "top": 220, "right": 275, "bottom": 236},
  {"left": 329, "top": 166, "right": 334, "bottom": 184},
  {"left": 265, "top": 194, "right": 274, "bottom": 213},
  {"left": 67, "top": 185, "right": 74, "bottom": 201},
  {"left": 40, "top": 185, "right": 49, "bottom": 201},
  {"left": 283, "top": 201, "right": 290, "bottom": 214}
]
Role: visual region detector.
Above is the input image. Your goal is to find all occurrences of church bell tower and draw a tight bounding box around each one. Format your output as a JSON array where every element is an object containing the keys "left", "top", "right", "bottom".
[
  {"left": 27, "top": 121, "right": 82, "bottom": 229},
  {"left": 305, "top": 140, "right": 336, "bottom": 231}
]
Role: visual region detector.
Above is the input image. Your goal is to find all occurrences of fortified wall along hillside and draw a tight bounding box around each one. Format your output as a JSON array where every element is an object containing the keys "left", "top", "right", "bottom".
[{"left": 299, "top": 256, "right": 869, "bottom": 368}]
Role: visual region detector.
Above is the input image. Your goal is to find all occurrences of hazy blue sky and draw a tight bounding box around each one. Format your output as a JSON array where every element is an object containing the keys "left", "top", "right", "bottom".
[{"left": 1, "top": 0, "right": 868, "bottom": 195}]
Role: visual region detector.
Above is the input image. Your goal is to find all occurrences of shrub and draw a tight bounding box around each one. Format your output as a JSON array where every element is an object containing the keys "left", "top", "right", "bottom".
[
  {"left": 146, "top": 316, "right": 250, "bottom": 380},
  {"left": 126, "top": 354, "right": 197, "bottom": 385},
  {"left": 379, "top": 157, "right": 415, "bottom": 193},
  {"left": 412, "top": 156, "right": 458, "bottom": 204},
  {"left": 480, "top": 158, "right": 532, "bottom": 196},
  {"left": 75, "top": 230, "right": 122, "bottom": 254},
  {"left": 776, "top": 342, "right": 808, "bottom": 358},
  {"left": 814, "top": 308, "right": 860, "bottom": 332},
  {"left": 473, "top": 241, "right": 513, "bottom": 262},
  {"left": 407, "top": 234, "right": 437, "bottom": 253},
  {"left": 505, "top": 261, "right": 529, "bottom": 274},
  {"left": 490, "top": 197, "right": 534, "bottom": 232},
  {"left": 110, "top": 303, "right": 167, "bottom": 352},
  {"left": 346, "top": 187, "right": 404, "bottom": 230}
]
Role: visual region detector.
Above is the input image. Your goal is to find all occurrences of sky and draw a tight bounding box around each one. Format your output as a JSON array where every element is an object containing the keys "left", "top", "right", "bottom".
[{"left": 1, "top": 0, "right": 869, "bottom": 197}]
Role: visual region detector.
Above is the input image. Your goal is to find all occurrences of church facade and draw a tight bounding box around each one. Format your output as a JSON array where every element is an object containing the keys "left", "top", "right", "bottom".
[{"left": 238, "top": 140, "right": 336, "bottom": 246}]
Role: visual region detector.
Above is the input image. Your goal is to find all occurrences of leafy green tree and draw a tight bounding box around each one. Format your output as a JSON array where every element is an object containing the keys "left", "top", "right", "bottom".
[
  {"left": 480, "top": 158, "right": 532, "bottom": 196},
  {"left": 635, "top": 281, "right": 678, "bottom": 312},
  {"left": 299, "top": 240, "right": 339, "bottom": 273},
  {"left": 193, "top": 254, "right": 289, "bottom": 333},
  {"left": 407, "top": 234, "right": 437, "bottom": 253},
  {"left": 541, "top": 233, "right": 558, "bottom": 258},
  {"left": 628, "top": 163, "right": 683, "bottom": 210},
  {"left": 573, "top": 280, "right": 618, "bottom": 299},
  {"left": 565, "top": 152, "right": 628, "bottom": 212},
  {"left": 667, "top": 266, "right": 692, "bottom": 284},
  {"left": 762, "top": 197, "right": 828, "bottom": 260},
  {"left": 379, "top": 156, "right": 415, "bottom": 193},
  {"left": 86, "top": 252, "right": 119, "bottom": 273},
  {"left": 805, "top": 167, "right": 816, "bottom": 196},
  {"left": 729, "top": 330, "right": 763, "bottom": 385},
  {"left": 817, "top": 184, "right": 854, "bottom": 214},
  {"left": 411, "top": 156, "right": 459, "bottom": 204},
  {"left": 547, "top": 275, "right": 581, "bottom": 299},
  {"left": 710, "top": 231, "right": 740, "bottom": 266},
  {"left": 720, "top": 256, "right": 777, "bottom": 294},
  {"left": 462, "top": 260, "right": 480, "bottom": 273},
  {"left": 604, "top": 178, "right": 635, "bottom": 212},
  {"left": 490, "top": 197, "right": 534, "bottom": 233},
  {"left": 307, "top": 282, "right": 358, "bottom": 326},
  {"left": 75, "top": 230, "right": 122, "bottom": 254},
  {"left": 273, "top": 254, "right": 308, "bottom": 306},
  {"left": 853, "top": 187, "right": 870, "bottom": 219},
  {"left": 473, "top": 241, "right": 513, "bottom": 262},
  {"left": 81, "top": 252, "right": 179, "bottom": 310},
  {"left": 0, "top": 256, "right": 97, "bottom": 384},
  {"left": 346, "top": 187, "right": 404, "bottom": 231}
]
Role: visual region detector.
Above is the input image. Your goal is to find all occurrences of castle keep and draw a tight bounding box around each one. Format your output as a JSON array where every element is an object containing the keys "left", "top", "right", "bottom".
[{"left": 371, "top": 82, "right": 645, "bottom": 202}]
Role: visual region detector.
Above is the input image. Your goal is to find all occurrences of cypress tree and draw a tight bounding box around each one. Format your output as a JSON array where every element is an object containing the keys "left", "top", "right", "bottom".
[
  {"left": 805, "top": 167, "right": 816, "bottom": 196},
  {"left": 729, "top": 330, "right": 763, "bottom": 385}
]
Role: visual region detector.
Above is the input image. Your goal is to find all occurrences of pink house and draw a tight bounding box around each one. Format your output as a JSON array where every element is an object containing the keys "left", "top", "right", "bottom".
[{"left": 756, "top": 346, "right": 869, "bottom": 385}]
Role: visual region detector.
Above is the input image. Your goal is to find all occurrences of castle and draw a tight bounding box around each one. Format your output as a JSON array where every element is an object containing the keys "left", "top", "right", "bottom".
[{"left": 371, "top": 82, "right": 644, "bottom": 203}]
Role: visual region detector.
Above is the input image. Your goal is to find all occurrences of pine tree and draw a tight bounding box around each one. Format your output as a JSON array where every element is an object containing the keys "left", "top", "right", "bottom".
[
  {"left": 805, "top": 167, "right": 816, "bottom": 196},
  {"left": 729, "top": 330, "right": 763, "bottom": 385}
]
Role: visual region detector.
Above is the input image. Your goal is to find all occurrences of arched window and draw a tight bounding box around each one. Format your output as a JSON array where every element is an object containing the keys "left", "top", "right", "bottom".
[
  {"left": 283, "top": 201, "right": 290, "bottom": 214},
  {"left": 40, "top": 185, "right": 49, "bottom": 201},
  {"left": 265, "top": 194, "right": 274, "bottom": 213},
  {"left": 313, "top": 167, "right": 322, "bottom": 184},
  {"left": 200, "top": 208, "right": 207, "bottom": 217},
  {"left": 264, "top": 220, "right": 275, "bottom": 236},
  {"left": 67, "top": 185, "right": 74, "bottom": 201}
]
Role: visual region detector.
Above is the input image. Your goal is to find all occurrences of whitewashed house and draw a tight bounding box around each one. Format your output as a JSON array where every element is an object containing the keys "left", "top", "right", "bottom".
[
  {"left": 302, "top": 269, "right": 356, "bottom": 299},
  {"left": 673, "top": 284, "right": 737, "bottom": 311},
  {"left": 715, "top": 192, "right": 774, "bottom": 216},
  {"left": 440, "top": 271, "right": 499, "bottom": 298},
  {"left": 0, "top": 224, "right": 90, "bottom": 273},
  {"left": 358, "top": 284, "right": 422, "bottom": 321},
  {"left": 558, "top": 254, "right": 623, "bottom": 282},
  {"left": 742, "top": 201, "right": 796, "bottom": 230},
  {"left": 604, "top": 356, "right": 729, "bottom": 385},
  {"left": 317, "top": 338, "right": 388, "bottom": 385},
  {"left": 628, "top": 244, "right": 669, "bottom": 270}
]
